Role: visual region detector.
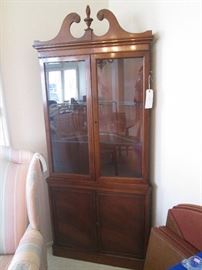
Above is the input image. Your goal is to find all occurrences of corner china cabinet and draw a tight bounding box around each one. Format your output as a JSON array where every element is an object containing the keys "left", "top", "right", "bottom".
[{"left": 33, "top": 6, "right": 153, "bottom": 270}]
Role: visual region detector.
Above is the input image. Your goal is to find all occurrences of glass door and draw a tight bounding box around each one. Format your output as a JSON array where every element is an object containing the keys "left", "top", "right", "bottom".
[
  {"left": 44, "top": 56, "right": 94, "bottom": 177},
  {"left": 92, "top": 53, "right": 146, "bottom": 179}
]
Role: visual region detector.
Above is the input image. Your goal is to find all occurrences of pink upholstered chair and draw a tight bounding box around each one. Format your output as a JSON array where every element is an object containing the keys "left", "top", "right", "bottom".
[{"left": 0, "top": 146, "right": 47, "bottom": 270}]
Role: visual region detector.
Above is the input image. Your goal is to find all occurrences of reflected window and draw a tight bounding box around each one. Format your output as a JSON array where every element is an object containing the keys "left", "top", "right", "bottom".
[
  {"left": 48, "top": 71, "right": 62, "bottom": 102},
  {"left": 47, "top": 63, "right": 79, "bottom": 104},
  {"left": 64, "top": 69, "right": 78, "bottom": 101}
]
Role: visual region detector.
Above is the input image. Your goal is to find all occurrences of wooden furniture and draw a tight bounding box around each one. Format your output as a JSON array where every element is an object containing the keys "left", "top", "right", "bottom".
[
  {"left": 144, "top": 204, "right": 202, "bottom": 270},
  {"left": 33, "top": 6, "right": 153, "bottom": 270}
]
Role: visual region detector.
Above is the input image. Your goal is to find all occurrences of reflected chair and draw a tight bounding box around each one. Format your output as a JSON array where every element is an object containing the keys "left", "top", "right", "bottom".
[
  {"left": 0, "top": 146, "right": 48, "bottom": 270},
  {"left": 144, "top": 204, "right": 202, "bottom": 270}
]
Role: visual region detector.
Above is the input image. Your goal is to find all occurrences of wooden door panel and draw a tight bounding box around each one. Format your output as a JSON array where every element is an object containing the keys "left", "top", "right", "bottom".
[
  {"left": 97, "top": 192, "right": 146, "bottom": 258},
  {"left": 51, "top": 188, "right": 97, "bottom": 250}
]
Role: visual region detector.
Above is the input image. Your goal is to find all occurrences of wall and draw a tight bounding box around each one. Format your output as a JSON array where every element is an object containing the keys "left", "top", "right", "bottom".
[
  {"left": 109, "top": 0, "right": 202, "bottom": 225},
  {"left": 1, "top": 0, "right": 202, "bottom": 229}
]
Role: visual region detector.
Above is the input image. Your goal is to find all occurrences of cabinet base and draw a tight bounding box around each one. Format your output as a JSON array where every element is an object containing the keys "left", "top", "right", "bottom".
[{"left": 52, "top": 245, "right": 144, "bottom": 270}]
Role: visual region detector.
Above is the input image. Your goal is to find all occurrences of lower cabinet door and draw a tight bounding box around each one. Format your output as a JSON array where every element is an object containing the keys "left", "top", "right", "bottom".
[
  {"left": 97, "top": 191, "right": 146, "bottom": 258},
  {"left": 51, "top": 187, "right": 97, "bottom": 250}
]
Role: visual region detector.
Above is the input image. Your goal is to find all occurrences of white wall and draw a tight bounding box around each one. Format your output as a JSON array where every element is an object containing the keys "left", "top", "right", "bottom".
[
  {"left": 109, "top": 0, "right": 202, "bottom": 225},
  {"left": 1, "top": 0, "right": 202, "bottom": 229}
]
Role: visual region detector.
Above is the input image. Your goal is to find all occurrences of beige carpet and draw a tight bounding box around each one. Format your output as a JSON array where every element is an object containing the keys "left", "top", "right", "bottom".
[{"left": 48, "top": 248, "right": 129, "bottom": 270}]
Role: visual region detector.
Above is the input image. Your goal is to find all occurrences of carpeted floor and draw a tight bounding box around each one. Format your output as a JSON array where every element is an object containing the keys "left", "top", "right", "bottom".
[{"left": 48, "top": 248, "right": 129, "bottom": 270}]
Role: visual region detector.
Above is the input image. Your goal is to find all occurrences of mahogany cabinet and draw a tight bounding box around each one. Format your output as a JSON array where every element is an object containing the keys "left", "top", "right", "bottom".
[{"left": 33, "top": 6, "right": 153, "bottom": 269}]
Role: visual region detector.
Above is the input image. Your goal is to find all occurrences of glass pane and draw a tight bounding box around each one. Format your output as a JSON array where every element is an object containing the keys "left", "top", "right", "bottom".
[
  {"left": 97, "top": 57, "right": 143, "bottom": 178},
  {"left": 45, "top": 60, "right": 89, "bottom": 174}
]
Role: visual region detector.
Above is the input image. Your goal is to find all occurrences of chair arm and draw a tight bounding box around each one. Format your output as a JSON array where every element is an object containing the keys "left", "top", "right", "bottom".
[
  {"left": 8, "top": 226, "right": 47, "bottom": 270},
  {"left": 144, "top": 227, "right": 198, "bottom": 270}
]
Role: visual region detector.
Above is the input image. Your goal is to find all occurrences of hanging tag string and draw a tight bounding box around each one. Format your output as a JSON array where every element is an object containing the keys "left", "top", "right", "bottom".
[{"left": 148, "top": 72, "right": 152, "bottom": 89}]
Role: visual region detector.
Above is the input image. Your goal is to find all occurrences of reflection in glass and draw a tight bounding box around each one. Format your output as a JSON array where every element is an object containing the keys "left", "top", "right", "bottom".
[
  {"left": 45, "top": 60, "right": 89, "bottom": 174},
  {"left": 97, "top": 58, "right": 143, "bottom": 178}
]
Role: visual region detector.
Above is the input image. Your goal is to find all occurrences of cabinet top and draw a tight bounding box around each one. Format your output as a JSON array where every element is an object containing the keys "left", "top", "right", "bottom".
[{"left": 33, "top": 5, "right": 153, "bottom": 53}]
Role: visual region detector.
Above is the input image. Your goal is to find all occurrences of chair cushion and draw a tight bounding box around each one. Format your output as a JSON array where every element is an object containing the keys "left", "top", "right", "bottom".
[
  {"left": 0, "top": 255, "right": 13, "bottom": 270},
  {"left": 0, "top": 147, "right": 33, "bottom": 254}
]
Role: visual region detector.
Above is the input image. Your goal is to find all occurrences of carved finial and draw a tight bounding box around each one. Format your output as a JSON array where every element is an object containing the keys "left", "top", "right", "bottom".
[{"left": 84, "top": 5, "right": 93, "bottom": 30}]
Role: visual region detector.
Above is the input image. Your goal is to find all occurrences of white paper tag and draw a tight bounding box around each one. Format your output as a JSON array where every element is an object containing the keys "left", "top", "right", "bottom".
[{"left": 145, "top": 89, "right": 153, "bottom": 109}]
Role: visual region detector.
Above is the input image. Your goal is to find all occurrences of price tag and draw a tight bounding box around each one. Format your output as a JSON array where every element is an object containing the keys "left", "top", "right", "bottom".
[{"left": 145, "top": 89, "right": 153, "bottom": 109}]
